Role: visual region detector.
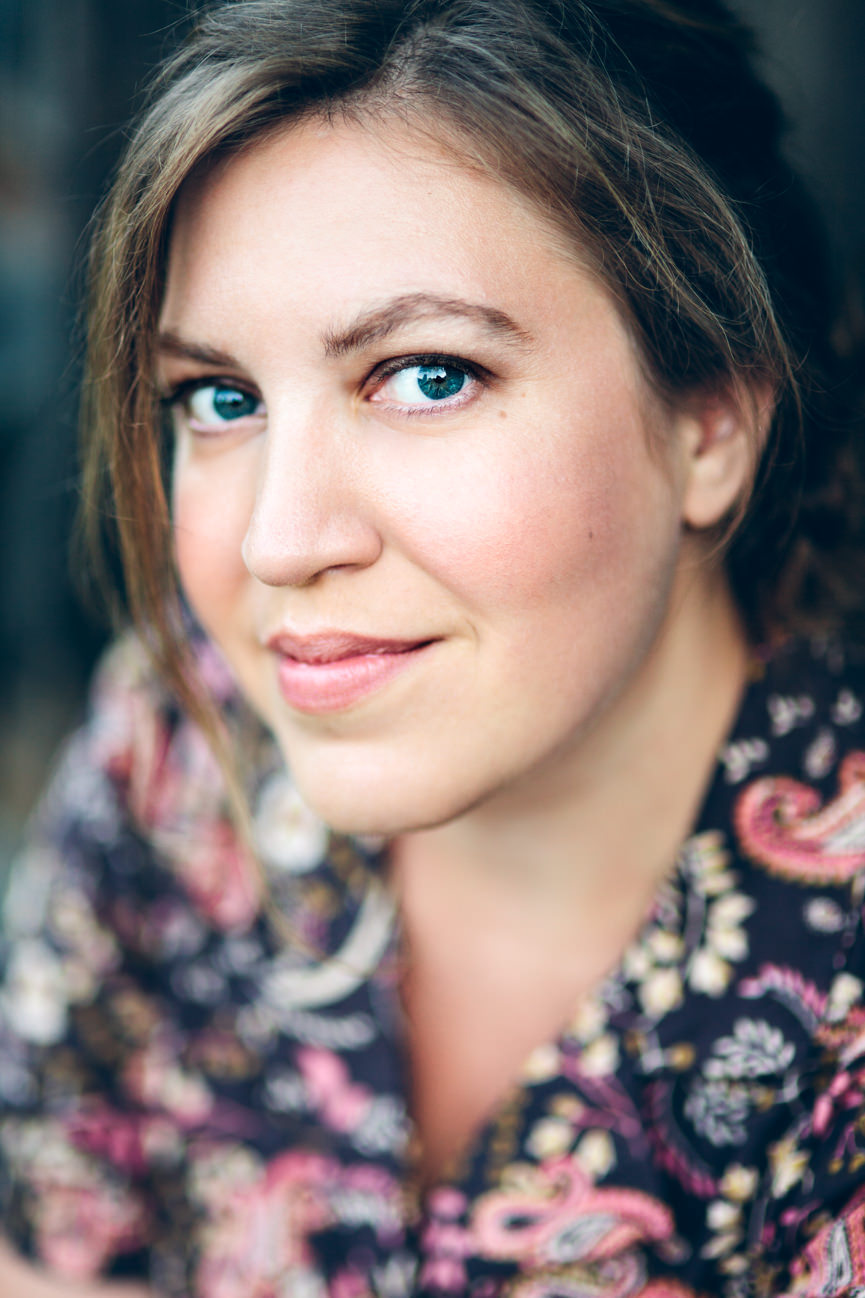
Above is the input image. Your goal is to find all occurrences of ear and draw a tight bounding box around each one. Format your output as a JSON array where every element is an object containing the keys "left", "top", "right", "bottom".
[{"left": 678, "top": 385, "right": 771, "bottom": 530}]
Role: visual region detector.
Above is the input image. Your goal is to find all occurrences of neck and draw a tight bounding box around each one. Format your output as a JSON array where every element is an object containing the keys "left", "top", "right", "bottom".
[{"left": 391, "top": 565, "right": 748, "bottom": 932}]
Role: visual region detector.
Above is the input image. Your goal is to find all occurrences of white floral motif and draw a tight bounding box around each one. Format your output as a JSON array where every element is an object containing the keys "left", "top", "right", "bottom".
[
  {"left": 564, "top": 993, "right": 616, "bottom": 1073},
  {"left": 526, "top": 1116, "right": 573, "bottom": 1160},
  {"left": 0, "top": 940, "right": 68, "bottom": 1045},
  {"left": 767, "top": 693, "right": 815, "bottom": 737},
  {"left": 721, "top": 738, "right": 769, "bottom": 784},
  {"left": 720, "top": 1164, "right": 759, "bottom": 1202},
  {"left": 689, "top": 950, "right": 732, "bottom": 997},
  {"left": 804, "top": 727, "right": 837, "bottom": 779},
  {"left": 804, "top": 897, "right": 846, "bottom": 933},
  {"left": 685, "top": 832, "right": 737, "bottom": 897},
  {"left": 769, "top": 1136, "right": 808, "bottom": 1196},
  {"left": 684, "top": 838, "right": 754, "bottom": 998},
  {"left": 575, "top": 1129, "right": 616, "bottom": 1178},
  {"left": 647, "top": 929, "right": 685, "bottom": 962},
  {"left": 702, "top": 1194, "right": 744, "bottom": 1265},
  {"left": 826, "top": 974, "right": 864, "bottom": 1023},
  {"left": 686, "top": 1019, "right": 796, "bottom": 1153},
  {"left": 704, "top": 1019, "right": 795, "bottom": 1079},
  {"left": 618, "top": 834, "right": 754, "bottom": 1026},
  {"left": 569, "top": 998, "right": 607, "bottom": 1042},
  {"left": 253, "top": 771, "right": 329, "bottom": 873},
  {"left": 707, "top": 1199, "right": 740, "bottom": 1231},
  {"left": 523, "top": 1043, "right": 563, "bottom": 1084},
  {"left": 684, "top": 1077, "right": 751, "bottom": 1147},
  {"left": 639, "top": 967, "right": 684, "bottom": 1016},
  {"left": 579, "top": 1032, "right": 620, "bottom": 1077},
  {"left": 353, "top": 1096, "right": 407, "bottom": 1157},
  {"left": 832, "top": 688, "right": 863, "bottom": 726}
]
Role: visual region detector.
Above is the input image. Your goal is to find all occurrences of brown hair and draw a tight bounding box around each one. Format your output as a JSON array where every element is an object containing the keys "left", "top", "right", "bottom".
[{"left": 82, "top": 0, "right": 864, "bottom": 733}]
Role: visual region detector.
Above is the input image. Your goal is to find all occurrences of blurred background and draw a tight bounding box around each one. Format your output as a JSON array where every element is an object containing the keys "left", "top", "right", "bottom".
[{"left": 0, "top": 0, "right": 863, "bottom": 865}]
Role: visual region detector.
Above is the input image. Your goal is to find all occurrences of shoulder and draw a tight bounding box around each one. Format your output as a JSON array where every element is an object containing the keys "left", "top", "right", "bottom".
[
  {"left": 63, "top": 627, "right": 242, "bottom": 829},
  {"left": 632, "top": 641, "right": 865, "bottom": 1290},
  {"left": 722, "top": 637, "right": 865, "bottom": 896},
  {"left": 3, "top": 627, "right": 272, "bottom": 955},
  {"left": 685, "top": 637, "right": 865, "bottom": 1037}
]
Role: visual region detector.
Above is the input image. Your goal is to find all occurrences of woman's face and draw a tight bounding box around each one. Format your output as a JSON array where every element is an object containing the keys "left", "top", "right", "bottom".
[{"left": 161, "top": 118, "right": 710, "bottom": 835}]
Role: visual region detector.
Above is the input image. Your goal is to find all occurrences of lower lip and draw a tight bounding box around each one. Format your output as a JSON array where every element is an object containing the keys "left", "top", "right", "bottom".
[{"left": 276, "top": 645, "right": 431, "bottom": 714}]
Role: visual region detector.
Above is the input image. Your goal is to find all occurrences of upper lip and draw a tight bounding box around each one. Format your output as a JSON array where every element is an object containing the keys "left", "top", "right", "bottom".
[{"left": 266, "top": 630, "right": 435, "bottom": 664}]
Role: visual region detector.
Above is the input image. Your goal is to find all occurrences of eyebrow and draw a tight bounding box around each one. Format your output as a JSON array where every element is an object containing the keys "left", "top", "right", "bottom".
[
  {"left": 157, "top": 333, "right": 241, "bottom": 369},
  {"left": 323, "top": 292, "right": 533, "bottom": 357},
  {"left": 157, "top": 292, "right": 533, "bottom": 370}
]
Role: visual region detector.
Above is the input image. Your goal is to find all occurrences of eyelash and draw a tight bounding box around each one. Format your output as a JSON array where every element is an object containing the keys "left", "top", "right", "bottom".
[
  {"left": 365, "top": 352, "right": 489, "bottom": 416},
  {"left": 161, "top": 351, "right": 490, "bottom": 433},
  {"left": 160, "top": 378, "right": 264, "bottom": 436}
]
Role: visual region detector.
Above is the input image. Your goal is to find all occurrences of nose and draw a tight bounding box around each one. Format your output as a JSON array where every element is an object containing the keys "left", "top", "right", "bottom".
[{"left": 241, "top": 402, "right": 382, "bottom": 587}]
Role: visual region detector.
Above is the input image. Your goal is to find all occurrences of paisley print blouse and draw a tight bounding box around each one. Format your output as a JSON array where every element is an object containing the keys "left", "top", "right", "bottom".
[{"left": 2, "top": 631, "right": 865, "bottom": 1297}]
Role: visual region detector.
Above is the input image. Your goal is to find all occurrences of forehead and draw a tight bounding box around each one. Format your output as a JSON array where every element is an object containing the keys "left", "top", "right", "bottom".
[
  {"left": 163, "top": 116, "right": 592, "bottom": 320},
  {"left": 171, "top": 112, "right": 570, "bottom": 253}
]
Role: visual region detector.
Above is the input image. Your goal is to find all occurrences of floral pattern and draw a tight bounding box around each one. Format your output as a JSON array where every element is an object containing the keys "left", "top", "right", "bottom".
[{"left": 2, "top": 632, "right": 865, "bottom": 1295}]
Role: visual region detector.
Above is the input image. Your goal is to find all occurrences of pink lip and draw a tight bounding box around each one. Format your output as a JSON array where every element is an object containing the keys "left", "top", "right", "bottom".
[{"left": 267, "top": 631, "right": 435, "bottom": 713}]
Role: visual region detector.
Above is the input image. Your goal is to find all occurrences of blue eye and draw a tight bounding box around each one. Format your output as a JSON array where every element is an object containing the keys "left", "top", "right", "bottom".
[
  {"left": 415, "top": 365, "right": 467, "bottom": 400},
  {"left": 379, "top": 362, "right": 472, "bottom": 407},
  {"left": 181, "top": 383, "right": 264, "bottom": 429}
]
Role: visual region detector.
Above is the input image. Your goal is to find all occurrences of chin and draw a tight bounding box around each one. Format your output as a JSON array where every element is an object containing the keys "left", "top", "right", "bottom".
[
  {"left": 303, "top": 788, "right": 459, "bottom": 840},
  {"left": 277, "top": 751, "right": 471, "bottom": 840}
]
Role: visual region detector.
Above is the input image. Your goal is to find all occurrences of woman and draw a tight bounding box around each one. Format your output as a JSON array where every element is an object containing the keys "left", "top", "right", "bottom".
[{"left": 1, "top": 0, "right": 863, "bottom": 1294}]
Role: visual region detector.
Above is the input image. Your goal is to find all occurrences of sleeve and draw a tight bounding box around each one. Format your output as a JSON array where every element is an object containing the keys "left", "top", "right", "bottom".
[{"left": 0, "top": 633, "right": 258, "bottom": 1287}]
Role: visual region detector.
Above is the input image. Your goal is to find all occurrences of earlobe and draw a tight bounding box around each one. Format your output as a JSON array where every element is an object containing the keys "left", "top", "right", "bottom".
[{"left": 679, "top": 388, "right": 768, "bottom": 531}]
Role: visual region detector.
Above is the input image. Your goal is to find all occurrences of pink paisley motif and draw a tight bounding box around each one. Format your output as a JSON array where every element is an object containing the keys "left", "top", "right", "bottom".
[
  {"left": 195, "top": 1149, "right": 337, "bottom": 1298},
  {"left": 88, "top": 638, "right": 263, "bottom": 931},
  {"left": 168, "top": 817, "right": 262, "bottom": 931},
  {"left": 643, "top": 1082, "right": 718, "bottom": 1200},
  {"left": 812, "top": 1066, "right": 865, "bottom": 1137},
  {"left": 331, "top": 1269, "right": 376, "bottom": 1298},
  {"left": 507, "top": 1255, "right": 644, "bottom": 1298},
  {"left": 819, "top": 1013, "right": 865, "bottom": 1056},
  {"left": 27, "top": 1116, "right": 152, "bottom": 1279},
  {"left": 470, "top": 1157, "right": 677, "bottom": 1267},
  {"left": 65, "top": 1105, "right": 179, "bottom": 1177},
  {"left": 506, "top": 1258, "right": 698, "bottom": 1298},
  {"left": 33, "top": 1178, "right": 150, "bottom": 1281},
  {"left": 91, "top": 635, "right": 232, "bottom": 829},
  {"left": 419, "top": 1254, "right": 470, "bottom": 1292},
  {"left": 740, "top": 966, "right": 827, "bottom": 1025},
  {"left": 419, "top": 1186, "right": 472, "bottom": 1292},
  {"left": 735, "top": 751, "right": 865, "bottom": 882},
  {"left": 638, "top": 1285, "right": 697, "bottom": 1297},
  {"left": 783, "top": 1186, "right": 865, "bottom": 1295},
  {"left": 297, "top": 1045, "right": 374, "bottom": 1133},
  {"left": 122, "top": 1041, "right": 214, "bottom": 1125}
]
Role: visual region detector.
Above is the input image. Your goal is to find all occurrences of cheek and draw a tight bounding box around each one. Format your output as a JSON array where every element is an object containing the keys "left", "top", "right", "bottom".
[
  {"left": 383, "top": 417, "right": 675, "bottom": 619},
  {"left": 171, "top": 452, "right": 254, "bottom": 623}
]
